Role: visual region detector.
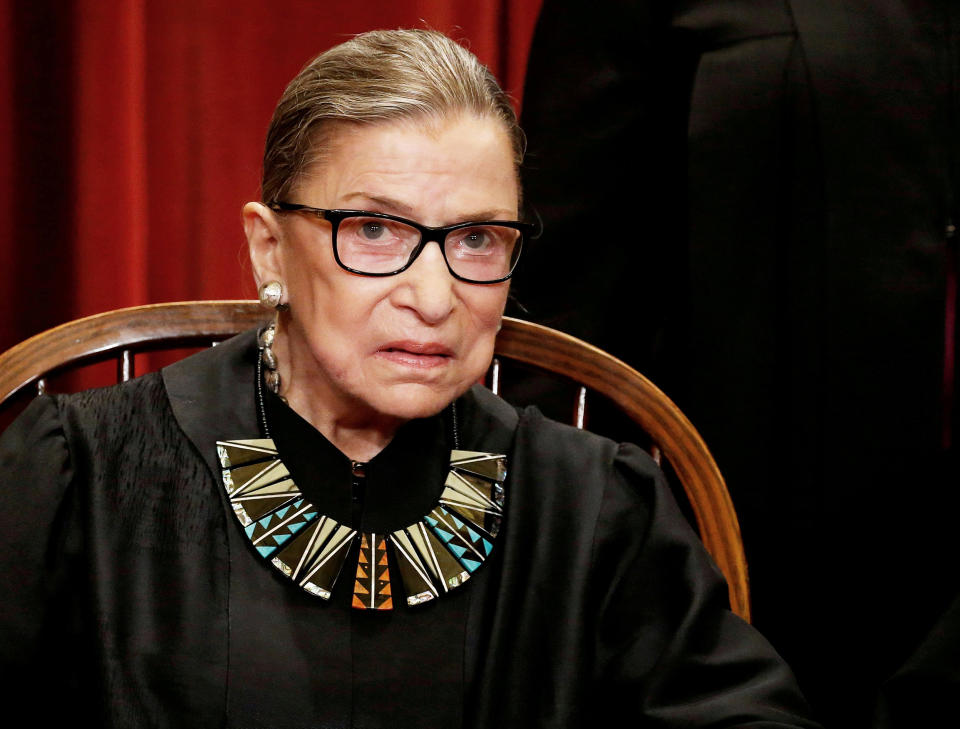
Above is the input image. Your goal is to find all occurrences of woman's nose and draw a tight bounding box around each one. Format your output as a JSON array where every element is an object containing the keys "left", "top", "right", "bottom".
[{"left": 395, "top": 241, "right": 456, "bottom": 323}]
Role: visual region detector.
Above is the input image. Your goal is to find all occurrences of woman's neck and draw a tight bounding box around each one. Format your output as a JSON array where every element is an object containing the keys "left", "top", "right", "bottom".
[
  {"left": 282, "top": 386, "right": 400, "bottom": 462},
  {"left": 270, "top": 321, "right": 403, "bottom": 462}
]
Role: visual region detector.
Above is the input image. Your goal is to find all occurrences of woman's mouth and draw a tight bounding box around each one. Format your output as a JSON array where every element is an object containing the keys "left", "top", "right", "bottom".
[{"left": 376, "top": 342, "right": 453, "bottom": 368}]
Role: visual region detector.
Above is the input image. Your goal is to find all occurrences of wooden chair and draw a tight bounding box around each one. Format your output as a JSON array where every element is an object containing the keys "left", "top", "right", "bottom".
[{"left": 0, "top": 300, "right": 750, "bottom": 621}]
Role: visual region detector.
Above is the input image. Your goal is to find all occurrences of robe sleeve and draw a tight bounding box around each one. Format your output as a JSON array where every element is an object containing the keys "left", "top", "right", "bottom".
[
  {"left": 873, "top": 589, "right": 960, "bottom": 729},
  {"left": 0, "top": 396, "right": 83, "bottom": 712},
  {"left": 592, "top": 443, "right": 822, "bottom": 727}
]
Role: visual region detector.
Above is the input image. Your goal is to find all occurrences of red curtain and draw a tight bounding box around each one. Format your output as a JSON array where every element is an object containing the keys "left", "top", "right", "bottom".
[{"left": 0, "top": 0, "right": 542, "bottom": 352}]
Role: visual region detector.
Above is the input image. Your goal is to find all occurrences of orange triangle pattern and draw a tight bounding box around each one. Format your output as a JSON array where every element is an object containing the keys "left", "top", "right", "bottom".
[
  {"left": 354, "top": 533, "right": 394, "bottom": 610},
  {"left": 371, "top": 535, "right": 393, "bottom": 610}
]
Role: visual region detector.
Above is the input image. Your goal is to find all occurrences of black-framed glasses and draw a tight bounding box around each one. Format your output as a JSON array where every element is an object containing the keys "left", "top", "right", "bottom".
[{"left": 268, "top": 201, "right": 533, "bottom": 284}]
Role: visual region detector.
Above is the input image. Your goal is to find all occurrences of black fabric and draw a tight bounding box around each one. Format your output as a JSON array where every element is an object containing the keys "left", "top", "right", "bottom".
[
  {"left": 874, "top": 590, "right": 960, "bottom": 728},
  {"left": 0, "top": 367, "right": 231, "bottom": 727},
  {"left": 0, "top": 330, "right": 820, "bottom": 727},
  {"left": 518, "top": 1, "right": 959, "bottom": 725}
]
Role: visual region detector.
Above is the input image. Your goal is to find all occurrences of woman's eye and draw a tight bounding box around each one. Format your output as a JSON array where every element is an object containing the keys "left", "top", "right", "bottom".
[
  {"left": 460, "top": 230, "right": 490, "bottom": 251},
  {"left": 360, "top": 222, "right": 384, "bottom": 240}
]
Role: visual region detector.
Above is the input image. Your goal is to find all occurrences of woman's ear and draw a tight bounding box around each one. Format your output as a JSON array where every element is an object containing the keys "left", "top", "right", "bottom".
[{"left": 243, "top": 201, "right": 284, "bottom": 288}]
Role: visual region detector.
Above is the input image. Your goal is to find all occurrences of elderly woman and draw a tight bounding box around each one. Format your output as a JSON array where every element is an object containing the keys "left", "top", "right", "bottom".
[{"left": 0, "top": 30, "right": 820, "bottom": 728}]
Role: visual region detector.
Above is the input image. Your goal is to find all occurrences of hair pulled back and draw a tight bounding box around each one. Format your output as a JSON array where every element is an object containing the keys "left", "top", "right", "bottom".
[{"left": 261, "top": 29, "right": 524, "bottom": 204}]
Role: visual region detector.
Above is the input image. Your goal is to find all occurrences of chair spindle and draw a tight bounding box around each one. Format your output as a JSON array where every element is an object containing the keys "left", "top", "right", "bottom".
[
  {"left": 650, "top": 444, "right": 663, "bottom": 466},
  {"left": 574, "top": 386, "right": 587, "bottom": 429},
  {"left": 490, "top": 358, "right": 501, "bottom": 395},
  {"left": 118, "top": 350, "right": 135, "bottom": 382}
]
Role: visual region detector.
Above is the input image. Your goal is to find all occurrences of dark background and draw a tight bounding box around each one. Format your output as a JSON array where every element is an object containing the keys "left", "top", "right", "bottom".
[{"left": 518, "top": 0, "right": 959, "bottom": 726}]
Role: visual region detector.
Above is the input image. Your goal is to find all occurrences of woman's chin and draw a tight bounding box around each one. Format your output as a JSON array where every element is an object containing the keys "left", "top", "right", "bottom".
[{"left": 367, "top": 381, "right": 470, "bottom": 423}]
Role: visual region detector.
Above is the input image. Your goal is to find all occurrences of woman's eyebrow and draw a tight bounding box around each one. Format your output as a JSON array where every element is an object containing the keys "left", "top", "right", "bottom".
[
  {"left": 341, "top": 193, "right": 414, "bottom": 217},
  {"left": 341, "top": 193, "right": 514, "bottom": 223}
]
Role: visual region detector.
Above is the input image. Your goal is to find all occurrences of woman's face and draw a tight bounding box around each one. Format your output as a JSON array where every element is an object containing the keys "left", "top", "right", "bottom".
[{"left": 250, "top": 116, "right": 517, "bottom": 428}]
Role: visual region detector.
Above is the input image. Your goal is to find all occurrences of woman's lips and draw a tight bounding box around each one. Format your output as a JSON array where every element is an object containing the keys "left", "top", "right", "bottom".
[{"left": 376, "top": 341, "right": 453, "bottom": 368}]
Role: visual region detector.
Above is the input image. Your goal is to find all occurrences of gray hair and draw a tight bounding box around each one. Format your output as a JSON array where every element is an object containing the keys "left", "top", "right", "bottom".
[{"left": 261, "top": 29, "right": 524, "bottom": 204}]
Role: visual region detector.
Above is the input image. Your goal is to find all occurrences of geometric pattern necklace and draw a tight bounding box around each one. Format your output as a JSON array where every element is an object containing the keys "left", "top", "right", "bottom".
[
  {"left": 215, "top": 442, "right": 506, "bottom": 610},
  {"left": 215, "top": 349, "right": 507, "bottom": 610}
]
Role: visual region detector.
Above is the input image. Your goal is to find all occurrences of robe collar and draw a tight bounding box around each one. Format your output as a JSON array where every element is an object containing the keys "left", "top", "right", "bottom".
[
  {"left": 160, "top": 328, "right": 520, "bottom": 494},
  {"left": 263, "top": 386, "right": 451, "bottom": 533}
]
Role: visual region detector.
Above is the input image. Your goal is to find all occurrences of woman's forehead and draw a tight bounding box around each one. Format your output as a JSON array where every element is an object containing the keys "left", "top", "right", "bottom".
[{"left": 295, "top": 117, "right": 519, "bottom": 221}]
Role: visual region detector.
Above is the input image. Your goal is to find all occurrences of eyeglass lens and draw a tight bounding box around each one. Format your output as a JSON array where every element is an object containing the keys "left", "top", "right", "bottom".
[{"left": 335, "top": 216, "right": 520, "bottom": 282}]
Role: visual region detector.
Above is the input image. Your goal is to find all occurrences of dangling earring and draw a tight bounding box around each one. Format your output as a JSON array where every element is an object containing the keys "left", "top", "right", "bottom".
[
  {"left": 258, "top": 322, "right": 282, "bottom": 396},
  {"left": 257, "top": 281, "right": 285, "bottom": 396},
  {"left": 258, "top": 280, "right": 288, "bottom": 311}
]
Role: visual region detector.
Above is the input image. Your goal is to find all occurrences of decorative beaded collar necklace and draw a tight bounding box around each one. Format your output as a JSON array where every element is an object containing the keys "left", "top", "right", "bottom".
[{"left": 214, "top": 344, "right": 507, "bottom": 610}]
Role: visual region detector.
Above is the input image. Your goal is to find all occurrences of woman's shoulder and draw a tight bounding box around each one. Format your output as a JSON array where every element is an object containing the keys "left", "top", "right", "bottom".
[
  {"left": 0, "top": 379, "right": 177, "bottom": 539},
  {"left": 7, "top": 375, "right": 173, "bottom": 474},
  {"left": 466, "top": 384, "right": 665, "bottom": 522},
  {"left": 1, "top": 327, "right": 258, "bottom": 467},
  {"left": 466, "top": 382, "right": 661, "bottom": 478},
  {"left": 56, "top": 369, "right": 168, "bottom": 420},
  {"left": 0, "top": 372, "right": 168, "bottom": 453},
  {"left": 512, "top": 398, "right": 662, "bottom": 487},
  {"left": 1, "top": 365, "right": 220, "bottom": 529}
]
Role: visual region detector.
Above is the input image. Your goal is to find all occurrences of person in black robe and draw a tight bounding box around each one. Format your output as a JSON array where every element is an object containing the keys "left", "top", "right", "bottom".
[
  {"left": 0, "top": 27, "right": 821, "bottom": 728},
  {"left": 518, "top": 1, "right": 959, "bottom": 725}
]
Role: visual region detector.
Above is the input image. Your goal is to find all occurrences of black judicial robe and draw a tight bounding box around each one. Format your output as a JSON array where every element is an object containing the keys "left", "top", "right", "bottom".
[
  {"left": 874, "top": 589, "right": 960, "bottom": 728},
  {"left": 0, "top": 331, "right": 819, "bottom": 727}
]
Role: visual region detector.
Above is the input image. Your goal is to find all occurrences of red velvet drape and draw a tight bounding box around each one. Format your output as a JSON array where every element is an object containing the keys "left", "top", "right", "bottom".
[{"left": 0, "top": 1, "right": 542, "bottom": 352}]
